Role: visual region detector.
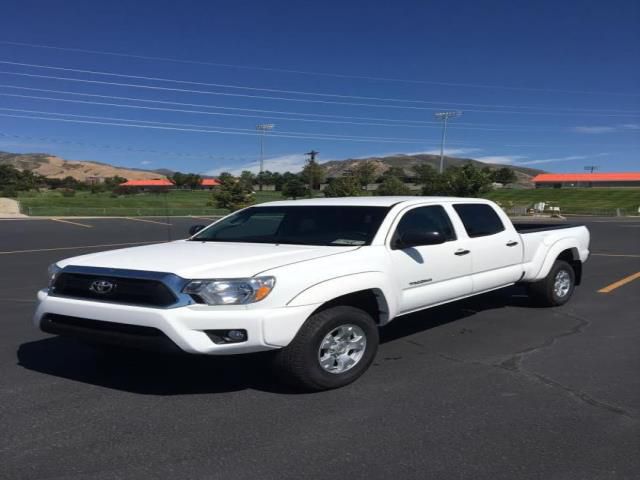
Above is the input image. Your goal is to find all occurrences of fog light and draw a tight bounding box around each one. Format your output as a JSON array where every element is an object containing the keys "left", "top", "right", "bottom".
[
  {"left": 227, "top": 329, "right": 246, "bottom": 342},
  {"left": 204, "top": 329, "right": 248, "bottom": 344}
]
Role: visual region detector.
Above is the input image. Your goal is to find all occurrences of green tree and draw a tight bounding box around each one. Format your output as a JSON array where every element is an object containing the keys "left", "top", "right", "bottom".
[
  {"left": 423, "top": 163, "right": 492, "bottom": 197},
  {"left": 383, "top": 166, "right": 406, "bottom": 179},
  {"left": 238, "top": 170, "right": 256, "bottom": 191},
  {"left": 212, "top": 173, "right": 254, "bottom": 211},
  {"left": 323, "top": 176, "right": 362, "bottom": 197},
  {"left": 256, "top": 170, "right": 275, "bottom": 189},
  {"left": 186, "top": 173, "right": 202, "bottom": 189},
  {"left": 217, "top": 171, "right": 235, "bottom": 183},
  {"left": 301, "top": 159, "right": 326, "bottom": 190},
  {"left": 412, "top": 164, "right": 441, "bottom": 193},
  {"left": 377, "top": 176, "right": 412, "bottom": 196},
  {"left": 172, "top": 172, "right": 187, "bottom": 188},
  {"left": 492, "top": 167, "right": 517, "bottom": 185},
  {"left": 281, "top": 177, "right": 310, "bottom": 199},
  {"left": 353, "top": 161, "right": 377, "bottom": 187}
]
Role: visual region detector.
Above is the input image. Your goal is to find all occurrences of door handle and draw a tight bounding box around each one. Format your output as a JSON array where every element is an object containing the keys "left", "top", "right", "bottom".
[
  {"left": 454, "top": 249, "right": 470, "bottom": 256},
  {"left": 506, "top": 241, "right": 519, "bottom": 247}
]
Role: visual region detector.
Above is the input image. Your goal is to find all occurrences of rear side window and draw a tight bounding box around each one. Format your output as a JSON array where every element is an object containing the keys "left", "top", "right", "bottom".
[
  {"left": 453, "top": 204, "right": 505, "bottom": 238},
  {"left": 394, "top": 206, "right": 457, "bottom": 242}
]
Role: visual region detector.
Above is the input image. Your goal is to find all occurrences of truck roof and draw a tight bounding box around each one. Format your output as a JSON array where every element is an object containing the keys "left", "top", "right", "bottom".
[{"left": 258, "top": 196, "right": 489, "bottom": 207}]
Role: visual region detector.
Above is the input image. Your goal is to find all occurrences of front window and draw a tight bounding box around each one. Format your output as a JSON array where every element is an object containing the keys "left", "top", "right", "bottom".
[{"left": 191, "top": 206, "right": 390, "bottom": 246}]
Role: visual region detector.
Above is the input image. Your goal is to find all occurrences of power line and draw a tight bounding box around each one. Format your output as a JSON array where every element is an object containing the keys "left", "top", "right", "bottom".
[
  {"left": 2, "top": 70, "right": 639, "bottom": 118},
  {"left": 0, "top": 105, "right": 443, "bottom": 142},
  {"left": 0, "top": 111, "right": 436, "bottom": 144},
  {"left": 0, "top": 60, "right": 636, "bottom": 114},
  {"left": 0, "top": 108, "right": 626, "bottom": 150},
  {"left": 0, "top": 89, "right": 574, "bottom": 133},
  {"left": 0, "top": 131, "right": 222, "bottom": 158},
  {"left": 2, "top": 40, "right": 638, "bottom": 97}
]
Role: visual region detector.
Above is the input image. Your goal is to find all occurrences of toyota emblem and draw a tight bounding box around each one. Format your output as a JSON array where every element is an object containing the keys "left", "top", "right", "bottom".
[{"left": 89, "top": 280, "right": 115, "bottom": 295}]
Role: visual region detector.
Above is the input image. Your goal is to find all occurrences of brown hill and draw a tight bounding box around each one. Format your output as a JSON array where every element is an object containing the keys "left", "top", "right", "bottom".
[
  {"left": 321, "top": 154, "right": 544, "bottom": 187},
  {"left": 0, "top": 152, "right": 166, "bottom": 181}
]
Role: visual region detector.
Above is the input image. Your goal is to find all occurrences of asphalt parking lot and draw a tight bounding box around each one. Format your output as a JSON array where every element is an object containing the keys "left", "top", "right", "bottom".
[{"left": 0, "top": 216, "right": 638, "bottom": 479}]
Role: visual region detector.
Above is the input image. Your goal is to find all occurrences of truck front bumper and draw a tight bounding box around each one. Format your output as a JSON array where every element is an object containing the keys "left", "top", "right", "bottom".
[{"left": 33, "top": 289, "right": 318, "bottom": 355}]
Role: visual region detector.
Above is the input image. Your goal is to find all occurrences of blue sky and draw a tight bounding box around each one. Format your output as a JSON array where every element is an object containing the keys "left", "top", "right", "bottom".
[{"left": 0, "top": 0, "right": 638, "bottom": 174}]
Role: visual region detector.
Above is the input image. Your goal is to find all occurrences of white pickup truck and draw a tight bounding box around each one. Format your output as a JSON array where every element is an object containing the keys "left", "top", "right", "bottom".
[{"left": 35, "top": 197, "right": 590, "bottom": 390}]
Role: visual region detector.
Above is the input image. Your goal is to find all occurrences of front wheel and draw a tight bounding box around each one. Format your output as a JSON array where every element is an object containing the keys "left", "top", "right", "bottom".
[
  {"left": 272, "top": 306, "right": 379, "bottom": 391},
  {"left": 529, "top": 259, "right": 576, "bottom": 307}
]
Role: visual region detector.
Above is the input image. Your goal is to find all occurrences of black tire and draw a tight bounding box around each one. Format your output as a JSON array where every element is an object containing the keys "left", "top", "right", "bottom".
[
  {"left": 272, "top": 306, "right": 379, "bottom": 391},
  {"left": 529, "top": 259, "right": 576, "bottom": 307}
]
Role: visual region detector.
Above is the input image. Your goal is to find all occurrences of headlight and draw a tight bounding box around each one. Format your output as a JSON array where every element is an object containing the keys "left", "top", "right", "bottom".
[
  {"left": 183, "top": 276, "right": 275, "bottom": 305},
  {"left": 47, "top": 263, "right": 62, "bottom": 288}
]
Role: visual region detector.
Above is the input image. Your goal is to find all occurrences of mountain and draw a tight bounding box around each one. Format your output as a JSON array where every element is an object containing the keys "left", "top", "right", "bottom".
[
  {"left": 0, "top": 151, "right": 167, "bottom": 181},
  {"left": 320, "top": 154, "right": 544, "bottom": 186},
  {"left": 1, "top": 150, "right": 544, "bottom": 186}
]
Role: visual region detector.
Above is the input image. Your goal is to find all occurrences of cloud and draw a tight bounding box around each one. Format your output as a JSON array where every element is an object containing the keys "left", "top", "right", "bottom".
[
  {"left": 475, "top": 155, "right": 527, "bottom": 165},
  {"left": 621, "top": 123, "right": 640, "bottom": 130},
  {"left": 517, "top": 152, "right": 611, "bottom": 166},
  {"left": 418, "top": 147, "right": 483, "bottom": 156},
  {"left": 572, "top": 126, "right": 616, "bottom": 134},
  {"left": 517, "top": 155, "right": 588, "bottom": 166},
  {"left": 140, "top": 160, "right": 152, "bottom": 165},
  {"left": 208, "top": 153, "right": 309, "bottom": 175}
]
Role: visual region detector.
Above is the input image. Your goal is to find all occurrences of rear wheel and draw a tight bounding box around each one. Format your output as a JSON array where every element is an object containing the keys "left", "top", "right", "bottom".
[
  {"left": 272, "top": 306, "right": 379, "bottom": 391},
  {"left": 530, "top": 259, "right": 576, "bottom": 307}
]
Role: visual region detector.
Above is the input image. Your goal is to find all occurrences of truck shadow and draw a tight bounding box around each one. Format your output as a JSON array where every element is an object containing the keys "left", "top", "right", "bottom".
[{"left": 18, "top": 286, "right": 532, "bottom": 396}]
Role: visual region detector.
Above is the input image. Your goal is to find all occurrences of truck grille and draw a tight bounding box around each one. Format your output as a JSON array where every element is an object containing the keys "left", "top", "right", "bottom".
[{"left": 52, "top": 272, "right": 178, "bottom": 308}]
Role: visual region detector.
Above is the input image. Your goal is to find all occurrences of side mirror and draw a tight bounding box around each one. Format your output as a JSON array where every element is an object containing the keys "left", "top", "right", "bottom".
[
  {"left": 189, "top": 224, "right": 206, "bottom": 236},
  {"left": 394, "top": 230, "right": 445, "bottom": 249}
]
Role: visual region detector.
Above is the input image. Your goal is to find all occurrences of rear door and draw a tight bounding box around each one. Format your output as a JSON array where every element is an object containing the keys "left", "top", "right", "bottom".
[
  {"left": 451, "top": 203, "right": 523, "bottom": 292},
  {"left": 388, "top": 205, "right": 473, "bottom": 314}
]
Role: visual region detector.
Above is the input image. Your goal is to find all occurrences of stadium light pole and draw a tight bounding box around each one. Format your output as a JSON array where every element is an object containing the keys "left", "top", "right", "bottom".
[
  {"left": 256, "top": 123, "right": 275, "bottom": 190},
  {"left": 434, "top": 111, "right": 462, "bottom": 173}
]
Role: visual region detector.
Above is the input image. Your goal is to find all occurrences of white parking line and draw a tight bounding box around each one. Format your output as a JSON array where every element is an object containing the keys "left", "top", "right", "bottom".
[
  {"left": 51, "top": 218, "right": 92, "bottom": 228},
  {"left": 124, "top": 217, "right": 172, "bottom": 226},
  {"left": 0, "top": 240, "right": 162, "bottom": 255}
]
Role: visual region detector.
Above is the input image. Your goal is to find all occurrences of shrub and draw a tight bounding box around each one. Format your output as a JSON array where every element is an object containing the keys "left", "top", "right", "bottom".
[
  {"left": 1, "top": 186, "right": 18, "bottom": 198},
  {"left": 323, "top": 177, "right": 362, "bottom": 197},
  {"left": 281, "top": 178, "right": 310, "bottom": 199},
  {"left": 377, "top": 176, "right": 412, "bottom": 196}
]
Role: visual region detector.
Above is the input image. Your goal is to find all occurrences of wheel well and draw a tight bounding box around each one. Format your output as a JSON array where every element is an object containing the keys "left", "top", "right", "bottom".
[
  {"left": 314, "top": 289, "right": 389, "bottom": 325},
  {"left": 557, "top": 248, "right": 582, "bottom": 285}
]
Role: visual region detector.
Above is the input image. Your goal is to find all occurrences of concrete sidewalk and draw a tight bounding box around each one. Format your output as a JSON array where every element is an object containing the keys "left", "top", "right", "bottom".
[{"left": 0, "top": 198, "right": 26, "bottom": 218}]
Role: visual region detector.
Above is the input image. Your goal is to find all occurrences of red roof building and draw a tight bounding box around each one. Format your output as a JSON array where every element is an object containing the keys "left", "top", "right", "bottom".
[
  {"left": 200, "top": 178, "right": 220, "bottom": 187},
  {"left": 533, "top": 172, "right": 640, "bottom": 188},
  {"left": 119, "top": 178, "right": 220, "bottom": 189},
  {"left": 119, "top": 179, "right": 175, "bottom": 187}
]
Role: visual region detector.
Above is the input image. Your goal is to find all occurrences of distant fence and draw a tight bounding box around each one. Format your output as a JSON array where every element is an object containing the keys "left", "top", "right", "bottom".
[
  {"left": 501, "top": 205, "right": 636, "bottom": 217},
  {"left": 24, "top": 206, "right": 229, "bottom": 217}
]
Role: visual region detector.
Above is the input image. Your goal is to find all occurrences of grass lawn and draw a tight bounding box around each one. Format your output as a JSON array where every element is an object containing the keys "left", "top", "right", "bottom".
[
  {"left": 16, "top": 188, "right": 640, "bottom": 216},
  {"left": 18, "top": 190, "right": 284, "bottom": 216},
  {"left": 483, "top": 188, "right": 640, "bottom": 215}
]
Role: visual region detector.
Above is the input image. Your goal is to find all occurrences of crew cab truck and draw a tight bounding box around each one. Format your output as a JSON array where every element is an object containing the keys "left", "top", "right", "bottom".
[{"left": 35, "top": 197, "right": 590, "bottom": 391}]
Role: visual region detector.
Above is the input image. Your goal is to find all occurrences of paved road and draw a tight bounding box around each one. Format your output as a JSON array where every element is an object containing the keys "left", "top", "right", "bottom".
[{"left": 0, "top": 216, "right": 638, "bottom": 479}]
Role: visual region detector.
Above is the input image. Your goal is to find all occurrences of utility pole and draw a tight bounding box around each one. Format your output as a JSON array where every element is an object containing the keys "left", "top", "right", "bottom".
[
  {"left": 256, "top": 123, "right": 275, "bottom": 190},
  {"left": 584, "top": 165, "right": 599, "bottom": 174},
  {"left": 305, "top": 150, "right": 319, "bottom": 161},
  {"left": 434, "top": 111, "right": 462, "bottom": 173}
]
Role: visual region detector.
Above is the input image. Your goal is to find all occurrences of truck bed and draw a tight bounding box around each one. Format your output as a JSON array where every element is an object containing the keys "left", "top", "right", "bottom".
[{"left": 513, "top": 222, "right": 583, "bottom": 234}]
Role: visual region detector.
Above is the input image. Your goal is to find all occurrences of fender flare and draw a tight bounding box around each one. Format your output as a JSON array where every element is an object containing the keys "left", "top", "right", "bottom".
[
  {"left": 286, "top": 271, "right": 397, "bottom": 324},
  {"left": 532, "top": 239, "right": 580, "bottom": 281}
]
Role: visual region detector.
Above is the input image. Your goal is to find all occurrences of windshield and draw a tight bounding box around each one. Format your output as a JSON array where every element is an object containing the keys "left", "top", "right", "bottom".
[{"left": 191, "top": 206, "right": 390, "bottom": 246}]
